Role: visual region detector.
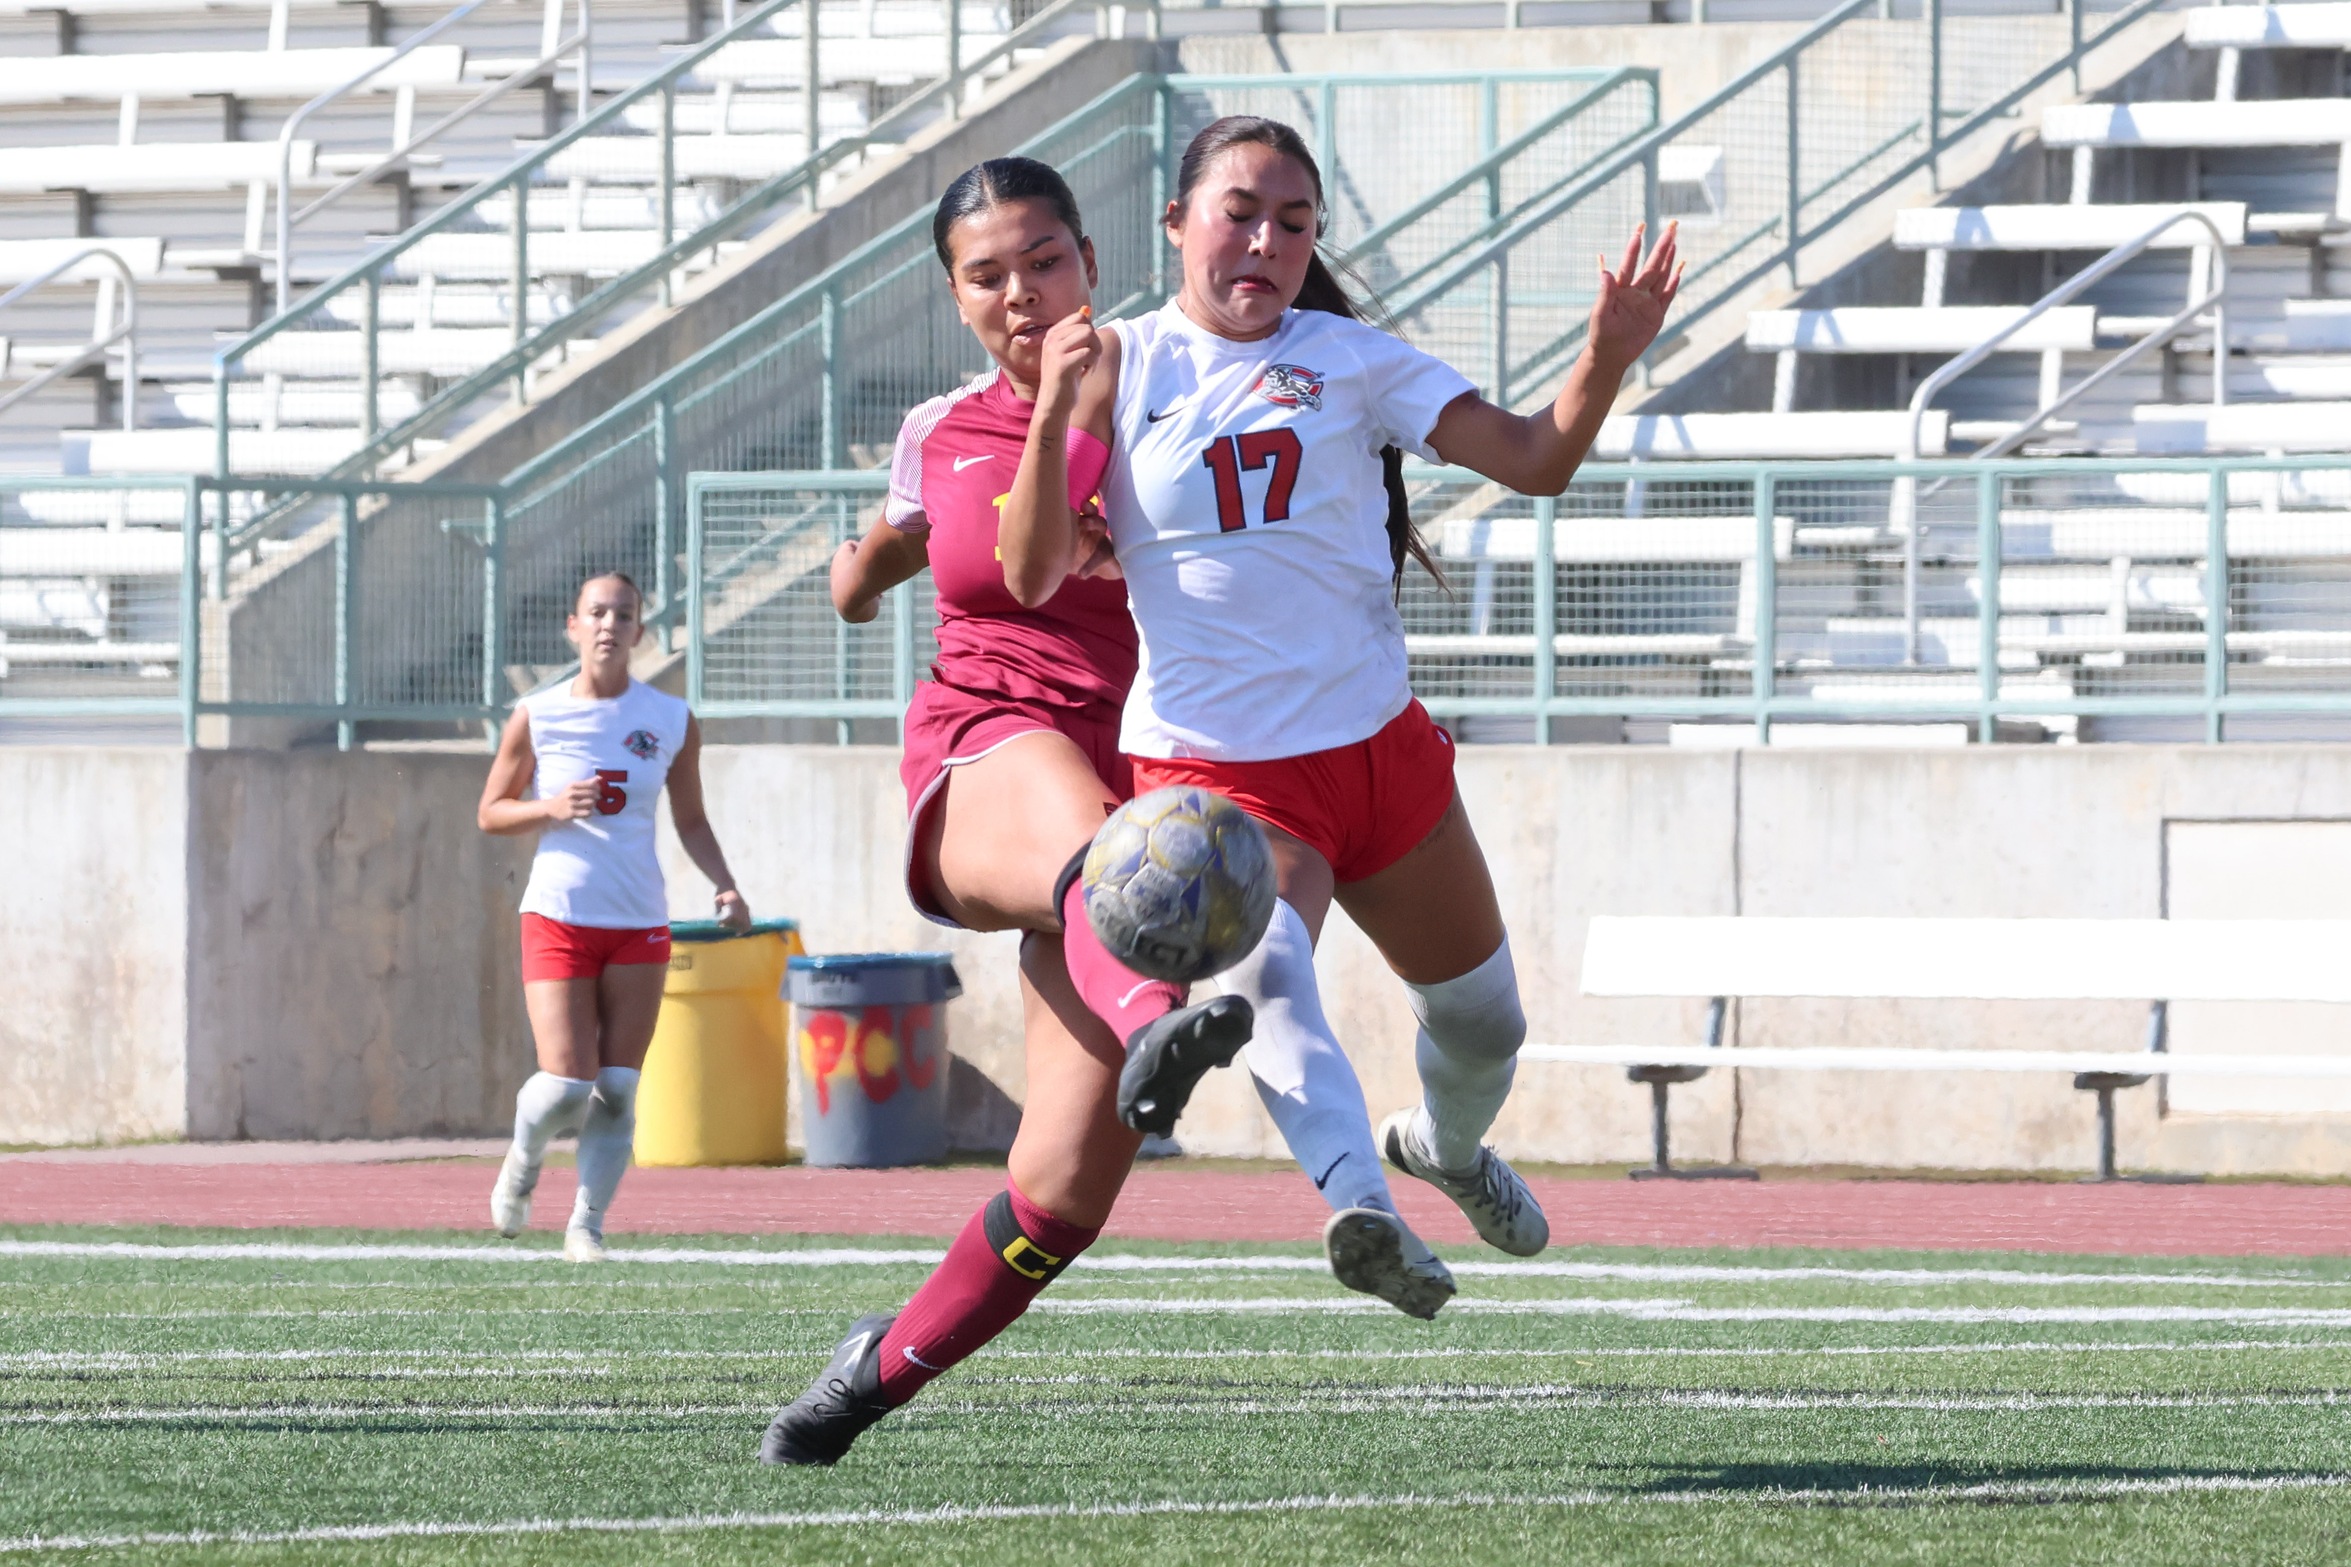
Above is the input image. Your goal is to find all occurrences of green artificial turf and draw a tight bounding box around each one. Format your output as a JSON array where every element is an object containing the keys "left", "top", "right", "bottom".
[{"left": 6, "top": 1224, "right": 2351, "bottom": 1563}]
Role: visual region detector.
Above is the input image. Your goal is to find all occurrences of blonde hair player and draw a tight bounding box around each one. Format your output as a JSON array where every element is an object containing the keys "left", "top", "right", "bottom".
[
  {"left": 476, "top": 572, "right": 751, "bottom": 1262},
  {"left": 1003, "top": 117, "right": 1679, "bottom": 1317}
]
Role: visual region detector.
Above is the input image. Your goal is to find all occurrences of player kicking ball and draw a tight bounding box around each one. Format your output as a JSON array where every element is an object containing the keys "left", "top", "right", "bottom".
[
  {"left": 1003, "top": 117, "right": 1680, "bottom": 1318},
  {"left": 476, "top": 571, "right": 751, "bottom": 1261}
]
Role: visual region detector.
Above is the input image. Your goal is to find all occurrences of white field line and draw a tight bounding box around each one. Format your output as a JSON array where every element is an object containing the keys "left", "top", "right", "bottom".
[
  {"left": 15, "top": 1339, "right": 2351, "bottom": 1374},
  {"left": 6, "top": 1474, "right": 2351, "bottom": 1554},
  {"left": 1030, "top": 1296, "right": 2351, "bottom": 1325},
  {"left": 17, "top": 1385, "right": 2351, "bottom": 1428},
  {"left": 1, "top": 1239, "right": 2340, "bottom": 1292}
]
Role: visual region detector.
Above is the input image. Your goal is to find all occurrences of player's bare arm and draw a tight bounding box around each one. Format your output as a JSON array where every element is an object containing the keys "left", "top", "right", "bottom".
[
  {"left": 1428, "top": 220, "right": 1682, "bottom": 495},
  {"left": 830, "top": 519, "right": 931, "bottom": 625},
  {"left": 1001, "top": 315, "right": 1119, "bottom": 608},
  {"left": 477, "top": 707, "right": 596, "bottom": 833},
  {"left": 666, "top": 713, "right": 751, "bottom": 932}
]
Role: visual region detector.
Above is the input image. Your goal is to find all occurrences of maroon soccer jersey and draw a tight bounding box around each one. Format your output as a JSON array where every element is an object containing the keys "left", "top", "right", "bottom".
[{"left": 885, "top": 368, "right": 1133, "bottom": 713}]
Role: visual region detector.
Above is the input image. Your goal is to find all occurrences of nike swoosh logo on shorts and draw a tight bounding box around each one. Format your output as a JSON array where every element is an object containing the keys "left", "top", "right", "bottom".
[{"left": 953, "top": 454, "right": 994, "bottom": 471}]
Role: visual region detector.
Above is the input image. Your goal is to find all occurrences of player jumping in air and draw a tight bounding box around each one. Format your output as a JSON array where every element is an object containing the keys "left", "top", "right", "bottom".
[
  {"left": 477, "top": 572, "right": 752, "bottom": 1262},
  {"left": 758, "top": 158, "right": 1253, "bottom": 1466},
  {"left": 1002, "top": 117, "right": 1680, "bottom": 1318}
]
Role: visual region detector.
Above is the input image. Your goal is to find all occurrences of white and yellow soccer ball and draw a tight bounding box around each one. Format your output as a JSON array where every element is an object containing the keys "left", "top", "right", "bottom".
[{"left": 1079, "top": 786, "right": 1277, "bottom": 985}]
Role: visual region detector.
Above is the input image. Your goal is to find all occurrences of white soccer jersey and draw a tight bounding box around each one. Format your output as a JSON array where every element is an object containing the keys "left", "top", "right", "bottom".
[
  {"left": 517, "top": 678, "right": 692, "bottom": 929},
  {"left": 1103, "top": 299, "right": 1475, "bottom": 761}
]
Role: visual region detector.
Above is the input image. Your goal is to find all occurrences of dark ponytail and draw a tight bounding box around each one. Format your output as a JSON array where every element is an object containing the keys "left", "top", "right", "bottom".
[
  {"left": 933, "top": 156, "right": 1088, "bottom": 270},
  {"left": 1173, "top": 115, "right": 1445, "bottom": 596}
]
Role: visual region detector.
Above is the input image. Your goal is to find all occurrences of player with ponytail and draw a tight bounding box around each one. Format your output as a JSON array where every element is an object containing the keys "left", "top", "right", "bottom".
[
  {"left": 1004, "top": 116, "right": 1680, "bottom": 1318},
  {"left": 755, "top": 157, "right": 1255, "bottom": 1467}
]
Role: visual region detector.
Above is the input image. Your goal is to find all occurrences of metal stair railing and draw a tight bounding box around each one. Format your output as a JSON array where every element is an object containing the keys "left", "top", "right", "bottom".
[
  {"left": 273, "top": 0, "right": 595, "bottom": 315},
  {"left": 1893, "top": 207, "right": 2235, "bottom": 662},
  {"left": 218, "top": 0, "right": 1150, "bottom": 510},
  {"left": 0, "top": 248, "right": 138, "bottom": 431},
  {"left": 1378, "top": 0, "right": 2173, "bottom": 411}
]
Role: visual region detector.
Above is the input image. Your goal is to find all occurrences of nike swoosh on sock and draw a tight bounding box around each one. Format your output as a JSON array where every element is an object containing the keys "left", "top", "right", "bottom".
[{"left": 1312, "top": 1153, "right": 1349, "bottom": 1191}]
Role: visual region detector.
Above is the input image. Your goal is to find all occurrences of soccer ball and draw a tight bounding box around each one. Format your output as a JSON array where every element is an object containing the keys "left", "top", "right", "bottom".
[{"left": 1079, "top": 786, "right": 1277, "bottom": 984}]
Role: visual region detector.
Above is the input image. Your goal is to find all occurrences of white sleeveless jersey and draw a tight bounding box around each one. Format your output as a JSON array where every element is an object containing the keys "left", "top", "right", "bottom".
[
  {"left": 1103, "top": 299, "right": 1474, "bottom": 761},
  {"left": 517, "top": 678, "right": 692, "bottom": 929}
]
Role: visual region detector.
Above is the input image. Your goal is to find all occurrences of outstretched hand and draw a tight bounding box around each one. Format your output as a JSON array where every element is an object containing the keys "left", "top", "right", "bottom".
[{"left": 1587, "top": 221, "right": 1682, "bottom": 374}]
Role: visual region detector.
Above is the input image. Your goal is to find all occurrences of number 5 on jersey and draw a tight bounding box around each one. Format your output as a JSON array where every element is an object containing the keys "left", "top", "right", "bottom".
[
  {"left": 594, "top": 769, "right": 628, "bottom": 815},
  {"left": 1200, "top": 428, "right": 1303, "bottom": 533}
]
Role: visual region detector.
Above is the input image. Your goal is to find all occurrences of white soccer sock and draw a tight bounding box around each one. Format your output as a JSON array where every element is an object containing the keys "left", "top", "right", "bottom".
[
  {"left": 570, "top": 1066, "right": 640, "bottom": 1239},
  {"left": 1218, "top": 900, "right": 1398, "bottom": 1217},
  {"left": 1407, "top": 938, "right": 1527, "bottom": 1172},
  {"left": 510, "top": 1071, "right": 595, "bottom": 1171}
]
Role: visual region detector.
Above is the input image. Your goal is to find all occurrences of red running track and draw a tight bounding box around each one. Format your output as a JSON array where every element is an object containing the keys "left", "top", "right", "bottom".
[{"left": 4, "top": 1160, "right": 2350, "bottom": 1257}]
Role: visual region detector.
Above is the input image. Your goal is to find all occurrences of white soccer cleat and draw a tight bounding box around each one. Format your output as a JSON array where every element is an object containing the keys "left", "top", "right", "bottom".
[
  {"left": 1322, "top": 1207, "right": 1456, "bottom": 1321},
  {"left": 489, "top": 1149, "right": 536, "bottom": 1239},
  {"left": 563, "top": 1226, "right": 608, "bottom": 1264},
  {"left": 1380, "top": 1109, "right": 1551, "bottom": 1258}
]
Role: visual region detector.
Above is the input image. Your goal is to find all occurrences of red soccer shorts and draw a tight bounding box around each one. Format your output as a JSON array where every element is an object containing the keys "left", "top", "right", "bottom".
[
  {"left": 1129, "top": 699, "right": 1458, "bottom": 885},
  {"left": 519, "top": 913, "right": 672, "bottom": 983}
]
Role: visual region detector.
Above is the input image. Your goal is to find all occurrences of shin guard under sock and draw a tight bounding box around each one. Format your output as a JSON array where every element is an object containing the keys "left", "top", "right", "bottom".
[{"left": 874, "top": 1183, "right": 1100, "bottom": 1405}]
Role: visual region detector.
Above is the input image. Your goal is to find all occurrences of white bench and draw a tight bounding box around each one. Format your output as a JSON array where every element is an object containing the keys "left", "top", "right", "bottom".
[
  {"left": 2043, "top": 100, "right": 2351, "bottom": 150},
  {"left": 0, "top": 142, "right": 314, "bottom": 196},
  {"left": 1526, "top": 916, "right": 2351, "bottom": 1181},
  {"left": 1893, "top": 202, "right": 2248, "bottom": 254},
  {"left": 543, "top": 135, "right": 812, "bottom": 184},
  {"left": 694, "top": 36, "right": 954, "bottom": 89},
  {"left": 1595, "top": 411, "right": 1950, "bottom": 460}
]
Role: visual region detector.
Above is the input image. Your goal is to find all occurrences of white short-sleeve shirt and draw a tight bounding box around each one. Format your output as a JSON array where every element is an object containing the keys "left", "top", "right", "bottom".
[
  {"left": 1102, "top": 300, "right": 1474, "bottom": 761},
  {"left": 517, "top": 678, "right": 691, "bottom": 929}
]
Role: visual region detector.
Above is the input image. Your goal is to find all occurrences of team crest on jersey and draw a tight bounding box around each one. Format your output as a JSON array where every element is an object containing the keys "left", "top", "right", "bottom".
[
  {"left": 622, "top": 728, "right": 662, "bottom": 760},
  {"left": 1255, "top": 364, "right": 1324, "bottom": 411}
]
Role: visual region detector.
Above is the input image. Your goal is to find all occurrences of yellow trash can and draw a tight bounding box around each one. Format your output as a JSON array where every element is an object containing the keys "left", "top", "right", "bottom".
[{"left": 635, "top": 918, "right": 804, "bottom": 1167}]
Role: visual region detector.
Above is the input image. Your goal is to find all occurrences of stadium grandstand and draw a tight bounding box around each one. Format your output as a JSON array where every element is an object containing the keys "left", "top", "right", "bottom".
[{"left": 3, "top": 0, "right": 2345, "bottom": 749}]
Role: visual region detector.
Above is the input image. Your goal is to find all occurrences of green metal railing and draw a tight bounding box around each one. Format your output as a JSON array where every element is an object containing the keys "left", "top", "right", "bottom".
[
  {"left": 688, "top": 456, "right": 2351, "bottom": 745},
  {"left": 215, "top": 0, "right": 1154, "bottom": 500}
]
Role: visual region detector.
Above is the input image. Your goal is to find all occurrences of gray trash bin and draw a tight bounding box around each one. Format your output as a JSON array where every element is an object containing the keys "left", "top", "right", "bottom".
[{"left": 786, "top": 952, "right": 962, "bottom": 1167}]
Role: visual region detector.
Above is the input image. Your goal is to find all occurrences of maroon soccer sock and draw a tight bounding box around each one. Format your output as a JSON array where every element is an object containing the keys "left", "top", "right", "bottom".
[
  {"left": 874, "top": 1183, "right": 1102, "bottom": 1405},
  {"left": 1059, "top": 875, "right": 1186, "bottom": 1045}
]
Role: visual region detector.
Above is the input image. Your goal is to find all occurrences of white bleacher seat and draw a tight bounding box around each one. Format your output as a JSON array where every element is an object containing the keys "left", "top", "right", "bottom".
[
  {"left": 1745, "top": 306, "right": 2097, "bottom": 355},
  {"left": 544, "top": 135, "right": 810, "bottom": 184},
  {"left": 239, "top": 327, "right": 524, "bottom": 378},
  {"left": 1999, "top": 507, "right": 2351, "bottom": 558},
  {"left": 386, "top": 232, "right": 665, "bottom": 281},
  {"left": 76, "top": 427, "right": 361, "bottom": 475},
  {"left": 1893, "top": 203, "right": 2249, "bottom": 252},
  {"left": 2230, "top": 357, "right": 2351, "bottom": 398},
  {"left": 0, "top": 0, "right": 363, "bottom": 12},
  {"left": 1439, "top": 514, "right": 1794, "bottom": 564},
  {"left": 0, "top": 238, "right": 165, "bottom": 283},
  {"left": 1595, "top": 411, "right": 1950, "bottom": 459},
  {"left": 695, "top": 36, "right": 951, "bottom": 89},
  {"left": 13, "top": 490, "right": 191, "bottom": 526},
  {"left": 0, "top": 529, "right": 190, "bottom": 576},
  {"left": 169, "top": 381, "right": 423, "bottom": 427},
  {"left": 0, "top": 46, "right": 466, "bottom": 108},
  {"left": 2228, "top": 300, "right": 2351, "bottom": 353},
  {"left": 2042, "top": 100, "right": 2351, "bottom": 149},
  {"left": 0, "top": 143, "right": 314, "bottom": 196},
  {"left": 2185, "top": 3, "right": 2351, "bottom": 50},
  {"left": 2133, "top": 400, "right": 2351, "bottom": 453}
]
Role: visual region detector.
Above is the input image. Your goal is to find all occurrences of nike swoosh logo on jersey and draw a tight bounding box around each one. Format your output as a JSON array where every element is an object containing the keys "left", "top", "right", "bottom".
[
  {"left": 1146, "top": 404, "right": 1184, "bottom": 422},
  {"left": 953, "top": 454, "right": 994, "bottom": 471}
]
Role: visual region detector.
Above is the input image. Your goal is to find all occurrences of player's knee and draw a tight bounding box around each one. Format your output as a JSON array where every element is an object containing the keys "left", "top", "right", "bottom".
[
  {"left": 982, "top": 1188, "right": 1099, "bottom": 1287},
  {"left": 1407, "top": 940, "right": 1525, "bottom": 1063},
  {"left": 592, "top": 1066, "right": 640, "bottom": 1124}
]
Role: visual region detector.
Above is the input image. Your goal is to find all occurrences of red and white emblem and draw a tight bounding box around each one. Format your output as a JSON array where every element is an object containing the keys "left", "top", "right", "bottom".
[{"left": 1255, "top": 364, "right": 1324, "bottom": 411}]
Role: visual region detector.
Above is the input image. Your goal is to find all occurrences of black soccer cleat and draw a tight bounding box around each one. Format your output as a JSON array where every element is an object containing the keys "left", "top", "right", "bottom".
[
  {"left": 759, "top": 1312, "right": 898, "bottom": 1467},
  {"left": 1117, "top": 994, "right": 1255, "bottom": 1137}
]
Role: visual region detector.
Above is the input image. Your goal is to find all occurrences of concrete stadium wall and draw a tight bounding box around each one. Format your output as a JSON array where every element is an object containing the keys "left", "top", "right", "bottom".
[
  {"left": 665, "top": 743, "right": 2351, "bottom": 1178},
  {"left": 12, "top": 741, "right": 2351, "bottom": 1179}
]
